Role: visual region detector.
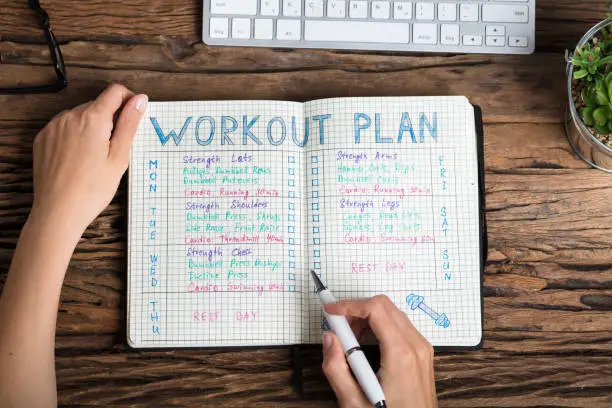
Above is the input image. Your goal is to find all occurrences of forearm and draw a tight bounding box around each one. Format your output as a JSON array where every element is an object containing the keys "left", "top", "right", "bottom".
[{"left": 0, "top": 209, "right": 82, "bottom": 408}]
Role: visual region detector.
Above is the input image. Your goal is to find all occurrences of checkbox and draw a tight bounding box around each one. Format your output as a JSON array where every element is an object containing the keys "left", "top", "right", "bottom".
[
  {"left": 289, "top": 261, "right": 296, "bottom": 268},
  {"left": 288, "top": 273, "right": 296, "bottom": 280},
  {"left": 313, "top": 227, "right": 320, "bottom": 233},
  {"left": 312, "top": 156, "right": 319, "bottom": 163},
  {"left": 289, "top": 168, "right": 295, "bottom": 175},
  {"left": 289, "top": 237, "right": 295, "bottom": 245},
  {"left": 288, "top": 226, "right": 295, "bottom": 233},
  {"left": 288, "top": 214, "right": 295, "bottom": 222},
  {"left": 314, "top": 262, "right": 321, "bottom": 269},
  {"left": 288, "top": 156, "right": 295, "bottom": 164},
  {"left": 312, "top": 203, "right": 319, "bottom": 210},
  {"left": 288, "top": 285, "right": 297, "bottom": 292},
  {"left": 288, "top": 179, "right": 295, "bottom": 187},
  {"left": 289, "top": 250, "right": 295, "bottom": 257},
  {"left": 288, "top": 203, "right": 295, "bottom": 210},
  {"left": 312, "top": 191, "right": 318, "bottom": 198},
  {"left": 314, "top": 250, "right": 321, "bottom": 258},
  {"left": 312, "top": 179, "right": 319, "bottom": 186},
  {"left": 312, "top": 215, "right": 319, "bottom": 222},
  {"left": 312, "top": 168, "right": 318, "bottom": 175},
  {"left": 289, "top": 191, "right": 295, "bottom": 198},
  {"left": 313, "top": 238, "right": 320, "bottom": 245}
]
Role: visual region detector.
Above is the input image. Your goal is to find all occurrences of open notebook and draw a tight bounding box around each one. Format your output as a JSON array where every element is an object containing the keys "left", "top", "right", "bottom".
[{"left": 127, "top": 96, "right": 485, "bottom": 349}]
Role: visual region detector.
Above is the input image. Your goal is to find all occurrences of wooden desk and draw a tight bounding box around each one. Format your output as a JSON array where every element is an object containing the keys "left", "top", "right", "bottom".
[{"left": 1, "top": 0, "right": 611, "bottom": 406}]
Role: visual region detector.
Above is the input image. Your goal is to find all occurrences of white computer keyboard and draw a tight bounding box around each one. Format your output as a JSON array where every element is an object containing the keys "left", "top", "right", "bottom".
[{"left": 203, "top": 0, "right": 535, "bottom": 54}]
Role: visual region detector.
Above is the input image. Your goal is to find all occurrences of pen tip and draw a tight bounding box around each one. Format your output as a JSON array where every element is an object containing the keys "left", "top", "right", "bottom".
[{"left": 310, "top": 270, "right": 326, "bottom": 292}]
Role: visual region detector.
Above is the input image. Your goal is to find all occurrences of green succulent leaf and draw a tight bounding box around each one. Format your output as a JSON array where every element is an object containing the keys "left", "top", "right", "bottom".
[
  {"left": 583, "top": 88, "right": 596, "bottom": 107},
  {"left": 595, "top": 89, "right": 609, "bottom": 105},
  {"left": 593, "top": 107, "right": 609, "bottom": 126},
  {"left": 583, "top": 107, "right": 595, "bottom": 126},
  {"left": 574, "top": 69, "right": 588, "bottom": 79}
]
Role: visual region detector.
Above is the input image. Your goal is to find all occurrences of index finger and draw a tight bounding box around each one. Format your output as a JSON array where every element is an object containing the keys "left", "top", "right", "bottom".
[
  {"left": 90, "top": 83, "right": 134, "bottom": 115},
  {"left": 325, "top": 296, "right": 404, "bottom": 348}
]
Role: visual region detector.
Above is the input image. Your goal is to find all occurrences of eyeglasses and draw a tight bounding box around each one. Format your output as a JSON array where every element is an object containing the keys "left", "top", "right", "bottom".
[{"left": 0, "top": 0, "right": 67, "bottom": 93}]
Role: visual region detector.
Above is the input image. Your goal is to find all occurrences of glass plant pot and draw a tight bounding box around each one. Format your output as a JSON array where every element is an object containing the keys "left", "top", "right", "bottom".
[{"left": 566, "top": 19, "right": 612, "bottom": 172}]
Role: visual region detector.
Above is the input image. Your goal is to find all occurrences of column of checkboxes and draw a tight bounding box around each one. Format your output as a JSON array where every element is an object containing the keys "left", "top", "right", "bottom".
[
  {"left": 287, "top": 155, "right": 297, "bottom": 292},
  {"left": 311, "top": 155, "right": 321, "bottom": 278}
]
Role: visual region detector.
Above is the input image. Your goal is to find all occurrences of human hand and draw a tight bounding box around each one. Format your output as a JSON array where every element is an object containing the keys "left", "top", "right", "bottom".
[
  {"left": 322, "top": 295, "right": 437, "bottom": 408},
  {"left": 30, "top": 84, "right": 147, "bottom": 236}
]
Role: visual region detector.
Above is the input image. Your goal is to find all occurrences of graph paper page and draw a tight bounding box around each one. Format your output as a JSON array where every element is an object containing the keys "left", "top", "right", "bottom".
[
  {"left": 304, "top": 97, "right": 482, "bottom": 347},
  {"left": 128, "top": 101, "right": 307, "bottom": 347}
]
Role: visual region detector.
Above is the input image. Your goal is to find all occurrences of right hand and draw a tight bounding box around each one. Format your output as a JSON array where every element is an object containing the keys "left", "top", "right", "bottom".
[{"left": 322, "top": 295, "right": 437, "bottom": 408}]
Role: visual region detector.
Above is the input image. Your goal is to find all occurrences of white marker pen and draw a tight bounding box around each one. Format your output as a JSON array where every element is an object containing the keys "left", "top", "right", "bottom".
[{"left": 311, "top": 270, "right": 386, "bottom": 408}]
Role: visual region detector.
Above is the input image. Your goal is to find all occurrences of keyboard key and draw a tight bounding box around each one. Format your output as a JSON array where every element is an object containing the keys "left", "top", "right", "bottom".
[
  {"left": 462, "top": 34, "right": 482, "bottom": 46},
  {"left": 210, "top": 17, "right": 229, "bottom": 38},
  {"left": 211, "top": 0, "right": 257, "bottom": 15},
  {"left": 254, "top": 19, "right": 274, "bottom": 39},
  {"left": 482, "top": 4, "right": 528, "bottom": 23},
  {"left": 440, "top": 24, "right": 459, "bottom": 45},
  {"left": 486, "top": 25, "right": 505, "bottom": 36},
  {"left": 305, "top": 0, "right": 324, "bottom": 17},
  {"left": 305, "top": 20, "right": 409, "bottom": 42},
  {"left": 277, "top": 19, "right": 301, "bottom": 40},
  {"left": 261, "top": 0, "right": 280, "bottom": 15},
  {"left": 459, "top": 3, "right": 478, "bottom": 22},
  {"left": 372, "top": 1, "right": 390, "bottom": 19},
  {"left": 437, "top": 3, "right": 456, "bottom": 21},
  {"left": 393, "top": 2, "right": 412, "bottom": 20},
  {"left": 415, "top": 2, "right": 434, "bottom": 20},
  {"left": 232, "top": 18, "right": 251, "bottom": 38},
  {"left": 413, "top": 23, "right": 437, "bottom": 44},
  {"left": 509, "top": 36, "right": 528, "bottom": 47},
  {"left": 486, "top": 35, "right": 504, "bottom": 47},
  {"left": 327, "top": 0, "right": 346, "bottom": 17},
  {"left": 283, "top": 0, "right": 302, "bottom": 16},
  {"left": 349, "top": 1, "right": 368, "bottom": 18}
]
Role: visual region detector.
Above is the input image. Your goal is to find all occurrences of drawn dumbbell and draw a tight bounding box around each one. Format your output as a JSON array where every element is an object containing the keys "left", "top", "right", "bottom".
[{"left": 406, "top": 293, "right": 450, "bottom": 328}]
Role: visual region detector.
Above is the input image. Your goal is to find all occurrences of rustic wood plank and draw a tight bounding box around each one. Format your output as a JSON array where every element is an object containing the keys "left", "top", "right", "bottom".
[{"left": 0, "top": 52, "right": 567, "bottom": 124}]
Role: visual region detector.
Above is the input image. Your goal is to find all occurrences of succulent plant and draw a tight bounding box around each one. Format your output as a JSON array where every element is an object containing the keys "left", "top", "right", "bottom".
[
  {"left": 572, "top": 43, "right": 612, "bottom": 82},
  {"left": 581, "top": 72, "right": 612, "bottom": 134}
]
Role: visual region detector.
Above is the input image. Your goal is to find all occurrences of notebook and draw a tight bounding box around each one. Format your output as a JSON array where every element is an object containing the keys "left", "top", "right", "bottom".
[{"left": 127, "top": 96, "right": 486, "bottom": 349}]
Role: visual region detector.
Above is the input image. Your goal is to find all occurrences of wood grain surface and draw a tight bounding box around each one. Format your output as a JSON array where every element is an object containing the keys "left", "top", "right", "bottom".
[{"left": 1, "top": 0, "right": 612, "bottom": 406}]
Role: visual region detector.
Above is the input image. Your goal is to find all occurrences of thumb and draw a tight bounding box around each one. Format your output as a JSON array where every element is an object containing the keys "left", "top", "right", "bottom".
[
  {"left": 109, "top": 94, "right": 148, "bottom": 167},
  {"left": 321, "top": 332, "right": 370, "bottom": 408}
]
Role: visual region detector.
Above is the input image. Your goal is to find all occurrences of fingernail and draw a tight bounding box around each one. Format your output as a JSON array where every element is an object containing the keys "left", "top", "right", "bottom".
[
  {"left": 135, "top": 95, "right": 148, "bottom": 113},
  {"left": 323, "top": 332, "right": 333, "bottom": 351}
]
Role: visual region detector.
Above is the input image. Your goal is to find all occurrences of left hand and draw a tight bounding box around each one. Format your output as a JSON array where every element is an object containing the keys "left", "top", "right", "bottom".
[{"left": 30, "top": 84, "right": 148, "bottom": 235}]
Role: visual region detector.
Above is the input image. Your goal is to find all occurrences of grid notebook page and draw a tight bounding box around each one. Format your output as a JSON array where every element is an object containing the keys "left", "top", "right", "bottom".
[
  {"left": 305, "top": 97, "right": 482, "bottom": 347},
  {"left": 128, "top": 101, "right": 307, "bottom": 347}
]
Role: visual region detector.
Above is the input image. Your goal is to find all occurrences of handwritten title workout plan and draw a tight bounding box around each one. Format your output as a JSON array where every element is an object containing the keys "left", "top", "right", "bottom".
[{"left": 127, "top": 96, "right": 483, "bottom": 348}]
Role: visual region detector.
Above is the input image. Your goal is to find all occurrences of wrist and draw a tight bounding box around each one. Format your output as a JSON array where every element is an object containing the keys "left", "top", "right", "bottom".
[{"left": 26, "top": 205, "right": 85, "bottom": 246}]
